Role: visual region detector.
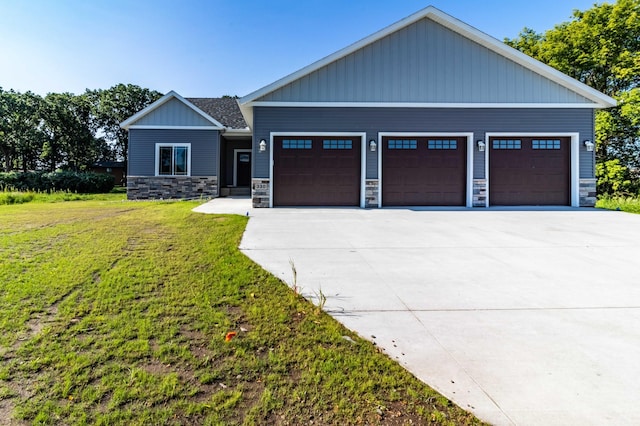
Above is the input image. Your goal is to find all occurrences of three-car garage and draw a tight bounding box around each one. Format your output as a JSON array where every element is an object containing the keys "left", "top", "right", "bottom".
[{"left": 270, "top": 132, "right": 574, "bottom": 208}]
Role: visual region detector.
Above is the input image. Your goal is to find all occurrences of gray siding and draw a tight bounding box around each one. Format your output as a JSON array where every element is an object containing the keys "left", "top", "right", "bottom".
[
  {"left": 128, "top": 129, "right": 219, "bottom": 176},
  {"left": 132, "top": 98, "right": 215, "bottom": 127},
  {"left": 257, "top": 18, "right": 592, "bottom": 104},
  {"left": 253, "top": 107, "right": 595, "bottom": 179}
]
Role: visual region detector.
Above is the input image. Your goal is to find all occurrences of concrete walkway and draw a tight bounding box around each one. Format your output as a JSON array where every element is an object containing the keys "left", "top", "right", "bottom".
[{"left": 194, "top": 197, "right": 640, "bottom": 425}]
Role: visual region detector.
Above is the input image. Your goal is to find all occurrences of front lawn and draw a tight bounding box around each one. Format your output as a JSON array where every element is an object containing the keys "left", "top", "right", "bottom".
[
  {"left": 596, "top": 195, "right": 640, "bottom": 214},
  {"left": 0, "top": 198, "right": 482, "bottom": 425}
]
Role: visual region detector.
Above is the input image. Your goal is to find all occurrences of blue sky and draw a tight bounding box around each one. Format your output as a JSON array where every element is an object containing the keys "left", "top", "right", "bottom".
[{"left": 0, "top": 0, "right": 599, "bottom": 98}]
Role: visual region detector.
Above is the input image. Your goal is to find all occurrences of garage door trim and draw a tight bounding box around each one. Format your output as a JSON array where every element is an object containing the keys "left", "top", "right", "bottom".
[
  {"left": 378, "top": 132, "right": 474, "bottom": 208},
  {"left": 269, "top": 132, "right": 367, "bottom": 208},
  {"left": 484, "top": 132, "right": 580, "bottom": 207}
]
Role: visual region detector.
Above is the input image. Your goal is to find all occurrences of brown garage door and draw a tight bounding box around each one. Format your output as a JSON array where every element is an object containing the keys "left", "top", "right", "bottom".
[
  {"left": 382, "top": 136, "right": 466, "bottom": 206},
  {"left": 273, "top": 136, "right": 360, "bottom": 206},
  {"left": 489, "top": 137, "right": 570, "bottom": 205}
]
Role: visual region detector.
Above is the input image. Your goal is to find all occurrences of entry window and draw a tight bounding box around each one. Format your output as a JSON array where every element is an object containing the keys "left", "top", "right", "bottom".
[
  {"left": 156, "top": 143, "right": 190, "bottom": 176},
  {"left": 428, "top": 139, "right": 457, "bottom": 150},
  {"left": 323, "top": 139, "right": 353, "bottom": 149},
  {"left": 532, "top": 139, "right": 561, "bottom": 150},
  {"left": 282, "top": 139, "right": 312, "bottom": 149},
  {"left": 493, "top": 139, "right": 521, "bottom": 150},
  {"left": 388, "top": 139, "right": 417, "bottom": 149}
]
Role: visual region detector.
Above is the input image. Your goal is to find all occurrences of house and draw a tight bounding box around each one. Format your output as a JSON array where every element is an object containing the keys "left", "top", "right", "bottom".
[
  {"left": 121, "top": 95, "right": 251, "bottom": 199},
  {"left": 121, "top": 5, "right": 616, "bottom": 207},
  {"left": 89, "top": 161, "right": 125, "bottom": 186}
]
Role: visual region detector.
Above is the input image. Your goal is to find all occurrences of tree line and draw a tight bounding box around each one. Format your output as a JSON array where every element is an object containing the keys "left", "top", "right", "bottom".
[
  {"left": 2, "top": 0, "right": 639, "bottom": 193},
  {"left": 0, "top": 84, "right": 162, "bottom": 173},
  {"left": 505, "top": 0, "right": 640, "bottom": 193}
]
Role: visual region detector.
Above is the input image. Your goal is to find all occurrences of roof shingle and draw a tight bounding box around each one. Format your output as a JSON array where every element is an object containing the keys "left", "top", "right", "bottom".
[{"left": 186, "top": 97, "right": 247, "bottom": 129}]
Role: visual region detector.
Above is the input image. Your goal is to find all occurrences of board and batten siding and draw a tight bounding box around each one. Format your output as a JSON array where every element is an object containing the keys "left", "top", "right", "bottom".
[
  {"left": 257, "top": 17, "right": 592, "bottom": 105},
  {"left": 128, "top": 129, "right": 219, "bottom": 176},
  {"left": 253, "top": 107, "right": 595, "bottom": 180},
  {"left": 131, "top": 97, "right": 214, "bottom": 127}
]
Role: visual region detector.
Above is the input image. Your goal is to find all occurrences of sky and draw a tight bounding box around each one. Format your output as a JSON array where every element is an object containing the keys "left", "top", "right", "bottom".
[{"left": 0, "top": 0, "right": 601, "bottom": 98}]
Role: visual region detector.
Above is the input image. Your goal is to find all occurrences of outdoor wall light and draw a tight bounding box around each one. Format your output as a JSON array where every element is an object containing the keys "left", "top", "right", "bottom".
[
  {"left": 259, "top": 139, "right": 267, "bottom": 152},
  {"left": 584, "top": 140, "right": 594, "bottom": 152},
  {"left": 369, "top": 140, "right": 377, "bottom": 152},
  {"left": 477, "top": 140, "right": 486, "bottom": 152}
]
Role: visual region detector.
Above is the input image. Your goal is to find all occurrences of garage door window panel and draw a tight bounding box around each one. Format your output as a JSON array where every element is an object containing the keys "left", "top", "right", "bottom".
[
  {"left": 282, "top": 139, "right": 312, "bottom": 149},
  {"left": 532, "top": 139, "right": 561, "bottom": 149},
  {"left": 492, "top": 139, "right": 521, "bottom": 150},
  {"left": 388, "top": 139, "right": 417, "bottom": 149},
  {"left": 428, "top": 139, "right": 458, "bottom": 149},
  {"left": 323, "top": 139, "right": 352, "bottom": 149}
]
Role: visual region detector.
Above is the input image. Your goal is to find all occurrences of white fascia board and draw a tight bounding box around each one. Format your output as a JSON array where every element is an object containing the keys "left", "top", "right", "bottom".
[
  {"left": 120, "top": 90, "right": 225, "bottom": 130},
  {"left": 239, "top": 6, "right": 616, "bottom": 109},
  {"left": 238, "top": 100, "right": 254, "bottom": 131},
  {"left": 248, "top": 101, "right": 604, "bottom": 109},
  {"left": 127, "top": 125, "right": 223, "bottom": 130},
  {"left": 223, "top": 128, "right": 253, "bottom": 137}
]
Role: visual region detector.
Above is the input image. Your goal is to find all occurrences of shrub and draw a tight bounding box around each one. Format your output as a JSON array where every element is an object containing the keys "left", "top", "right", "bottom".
[
  {"left": 596, "top": 159, "right": 639, "bottom": 196},
  {"left": 0, "top": 171, "right": 114, "bottom": 194},
  {"left": 0, "top": 190, "right": 36, "bottom": 205}
]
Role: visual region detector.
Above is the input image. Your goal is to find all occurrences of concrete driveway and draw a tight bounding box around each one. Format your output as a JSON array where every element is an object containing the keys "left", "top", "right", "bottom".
[{"left": 194, "top": 199, "right": 640, "bottom": 425}]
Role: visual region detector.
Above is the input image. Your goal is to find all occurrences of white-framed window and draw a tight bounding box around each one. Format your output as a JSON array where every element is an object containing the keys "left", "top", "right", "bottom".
[{"left": 155, "top": 143, "right": 191, "bottom": 176}]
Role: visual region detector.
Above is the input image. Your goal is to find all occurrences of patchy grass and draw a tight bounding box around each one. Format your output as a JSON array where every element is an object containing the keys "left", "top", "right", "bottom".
[
  {"left": 0, "top": 199, "right": 483, "bottom": 425},
  {"left": 596, "top": 195, "right": 640, "bottom": 214},
  {"left": 0, "top": 188, "right": 125, "bottom": 205}
]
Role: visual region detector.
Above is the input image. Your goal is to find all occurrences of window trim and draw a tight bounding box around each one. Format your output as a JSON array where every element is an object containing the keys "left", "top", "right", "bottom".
[{"left": 155, "top": 143, "right": 192, "bottom": 177}]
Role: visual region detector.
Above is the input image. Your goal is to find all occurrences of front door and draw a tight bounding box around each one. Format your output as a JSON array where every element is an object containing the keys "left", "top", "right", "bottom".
[{"left": 235, "top": 151, "right": 251, "bottom": 187}]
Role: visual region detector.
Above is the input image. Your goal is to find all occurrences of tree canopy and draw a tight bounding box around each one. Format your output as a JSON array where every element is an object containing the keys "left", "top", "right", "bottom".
[
  {"left": 505, "top": 0, "right": 640, "bottom": 171},
  {"left": 0, "top": 84, "right": 162, "bottom": 174}
]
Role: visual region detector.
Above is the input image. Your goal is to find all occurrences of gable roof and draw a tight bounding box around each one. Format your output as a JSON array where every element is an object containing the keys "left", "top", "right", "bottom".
[
  {"left": 239, "top": 5, "right": 616, "bottom": 123},
  {"left": 120, "top": 91, "right": 225, "bottom": 130},
  {"left": 187, "top": 97, "right": 248, "bottom": 129}
]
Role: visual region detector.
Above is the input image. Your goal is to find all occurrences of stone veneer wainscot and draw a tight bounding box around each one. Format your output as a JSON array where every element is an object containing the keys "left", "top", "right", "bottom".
[
  {"left": 127, "top": 176, "right": 218, "bottom": 200},
  {"left": 252, "top": 178, "right": 270, "bottom": 208},
  {"left": 365, "top": 179, "right": 379, "bottom": 208},
  {"left": 579, "top": 178, "right": 596, "bottom": 207}
]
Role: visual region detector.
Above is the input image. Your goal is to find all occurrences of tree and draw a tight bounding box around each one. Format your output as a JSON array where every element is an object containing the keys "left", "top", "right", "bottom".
[
  {"left": 505, "top": 0, "right": 640, "bottom": 169},
  {"left": 88, "top": 84, "right": 162, "bottom": 166},
  {"left": 0, "top": 88, "right": 45, "bottom": 172},
  {"left": 41, "top": 93, "right": 104, "bottom": 172}
]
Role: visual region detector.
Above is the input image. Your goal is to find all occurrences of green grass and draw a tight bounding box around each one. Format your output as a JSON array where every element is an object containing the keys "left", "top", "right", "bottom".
[
  {"left": 596, "top": 195, "right": 640, "bottom": 214},
  {"left": 0, "top": 188, "right": 125, "bottom": 205},
  {"left": 0, "top": 197, "right": 483, "bottom": 425}
]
